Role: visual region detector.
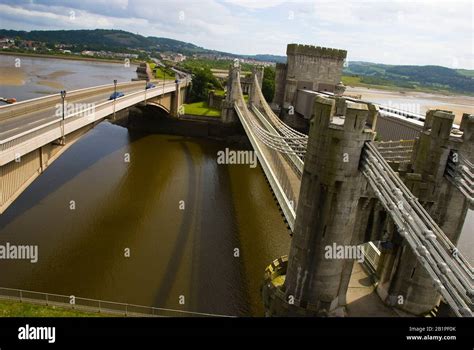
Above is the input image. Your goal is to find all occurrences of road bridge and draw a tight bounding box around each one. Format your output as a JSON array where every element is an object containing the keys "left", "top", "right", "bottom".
[{"left": 0, "top": 79, "right": 188, "bottom": 213}]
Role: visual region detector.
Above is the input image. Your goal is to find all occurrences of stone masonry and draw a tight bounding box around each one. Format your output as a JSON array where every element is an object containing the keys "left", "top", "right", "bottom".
[
  {"left": 262, "top": 96, "right": 375, "bottom": 316},
  {"left": 273, "top": 44, "right": 347, "bottom": 111}
]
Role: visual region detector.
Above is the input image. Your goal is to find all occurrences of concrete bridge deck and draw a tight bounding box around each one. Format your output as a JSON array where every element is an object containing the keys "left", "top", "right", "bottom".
[
  {"left": 0, "top": 79, "right": 187, "bottom": 213},
  {"left": 0, "top": 82, "right": 163, "bottom": 140}
]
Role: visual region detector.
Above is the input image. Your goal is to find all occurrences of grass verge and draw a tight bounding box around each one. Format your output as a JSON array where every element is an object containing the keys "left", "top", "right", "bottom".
[
  {"left": 183, "top": 101, "right": 221, "bottom": 117},
  {"left": 0, "top": 299, "right": 106, "bottom": 317}
]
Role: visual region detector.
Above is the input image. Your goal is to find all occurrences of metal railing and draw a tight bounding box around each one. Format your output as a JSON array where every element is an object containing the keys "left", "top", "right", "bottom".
[
  {"left": 374, "top": 139, "right": 415, "bottom": 164},
  {"left": 0, "top": 83, "right": 178, "bottom": 165},
  {"left": 361, "top": 141, "right": 473, "bottom": 317},
  {"left": 360, "top": 242, "right": 381, "bottom": 275},
  {"left": 445, "top": 150, "right": 474, "bottom": 207},
  {"left": 0, "top": 80, "right": 161, "bottom": 122},
  {"left": 0, "top": 287, "right": 233, "bottom": 317}
]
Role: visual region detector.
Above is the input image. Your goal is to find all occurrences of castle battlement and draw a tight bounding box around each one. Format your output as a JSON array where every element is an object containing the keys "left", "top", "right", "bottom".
[{"left": 286, "top": 44, "right": 347, "bottom": 60}]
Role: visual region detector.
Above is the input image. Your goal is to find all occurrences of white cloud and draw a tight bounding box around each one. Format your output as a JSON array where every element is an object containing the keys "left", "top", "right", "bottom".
[{"left": 0, "top": 0, "right": 472, "bottom": 69}]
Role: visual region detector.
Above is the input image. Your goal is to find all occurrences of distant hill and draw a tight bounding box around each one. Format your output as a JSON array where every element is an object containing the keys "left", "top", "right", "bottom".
[
  {"left": 1, "top": 29, "right": 472, "bottom": 94},
  {"left": 344, "top": 61, "right": 474, "bottom": 94},
  {"left": 0, "top": 29, "right": 283, "bottom": 62},
  {"left": 249, "top": 54, "right": 286, "bottom": 63},
  {"left": 0, "top": 29, "right": 208, "bottom": 53}
]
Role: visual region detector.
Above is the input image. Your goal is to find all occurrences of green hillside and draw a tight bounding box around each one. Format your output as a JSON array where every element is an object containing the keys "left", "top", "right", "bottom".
[{"left": 343, "top": 61, "right": 474, "bottom": 94}]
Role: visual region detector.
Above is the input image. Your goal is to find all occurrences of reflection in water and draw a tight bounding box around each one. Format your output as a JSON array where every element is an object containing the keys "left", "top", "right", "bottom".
[{"left": 0, "top": 122, "right": 291, "bottom": 316}]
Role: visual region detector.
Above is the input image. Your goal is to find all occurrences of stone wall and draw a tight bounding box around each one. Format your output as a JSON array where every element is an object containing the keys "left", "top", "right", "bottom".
[
  {"left": 207, "top": 90, "right": 225, "bottom": 109},
  {"left": 284, "top": 44, "right": 347, "bottom": 104},
  {"left": 272, "top": 43, "right": 347, "bottom": 113}
]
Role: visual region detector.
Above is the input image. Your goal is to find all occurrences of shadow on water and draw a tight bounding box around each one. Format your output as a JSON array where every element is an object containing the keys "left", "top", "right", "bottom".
[
  {"left": 0, "top": 122, "right": 142, "bottom": 230},
  {"left": 152, "top": 140, "right": 250, "bottom": 316},
  {"left": 153, "top": 141, "right": 196, "bottom": 309},
  {"left": 193, "top": 142, "right": 250, "bottom": 316},
  {"left": 3, "top": 127, "right": 178, "bottom": 300}
]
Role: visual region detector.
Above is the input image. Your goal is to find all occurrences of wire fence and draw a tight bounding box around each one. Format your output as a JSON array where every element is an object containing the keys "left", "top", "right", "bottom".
[{"left": 0, "top": 287, "right": 234, "bottom": 317}]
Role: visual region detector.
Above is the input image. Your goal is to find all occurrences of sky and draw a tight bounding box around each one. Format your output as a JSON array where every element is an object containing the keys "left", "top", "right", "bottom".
[{"left": 0, "top": 0, "right": 473, "bottom": 69}]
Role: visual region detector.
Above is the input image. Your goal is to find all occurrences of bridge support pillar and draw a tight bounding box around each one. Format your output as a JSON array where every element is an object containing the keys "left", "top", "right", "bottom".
[
  {"left": 262, "top": 96, "right": 375, "bottom": 316},
  {"left": 377, "top": 110, "right": 473, "bottom": 315},
  {"left": 222, "top": 64, "right": 241, "bottom": 124},
  {"left": 249, "top": 66, "right": 264, "bottom": 107},
  {"left": 171, "top": 81, "right": 181, "bottom": 117}
]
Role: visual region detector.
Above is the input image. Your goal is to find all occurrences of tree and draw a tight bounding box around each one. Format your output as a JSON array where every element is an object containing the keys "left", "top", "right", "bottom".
[
  {"left": 189, "top": 67, "right": 222, "bottom": 102},
  {"left": 261, "top": 66, "right": 275, "bottom": 102}
]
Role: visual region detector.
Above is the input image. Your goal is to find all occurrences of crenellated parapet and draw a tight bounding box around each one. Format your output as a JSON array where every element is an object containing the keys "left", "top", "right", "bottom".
[
  {"left": 286, "top": 43, "right": 347, "bottom": 60},
  {"left": 274, "top": 43, "right": 347, "bottom": 119}
]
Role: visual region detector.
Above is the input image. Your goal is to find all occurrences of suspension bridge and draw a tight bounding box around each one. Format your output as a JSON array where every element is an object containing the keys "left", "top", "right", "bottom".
[{"left": 227, "top": 66, "right": 473, "bottom": 317}]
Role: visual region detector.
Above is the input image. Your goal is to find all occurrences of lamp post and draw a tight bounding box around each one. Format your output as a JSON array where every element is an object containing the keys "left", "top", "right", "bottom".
[
  {"left": 145, "top": 77, "right": 149, "bottom": 105},
  {"left": 60, "top": 90, "right": 66, "bottom": 144},
  {"left": 113, "top": 79, "right": 117, "bottom": 120},
  {"left": 113, "top": 79, "right": 117, "bottom": 99},
  {"left": 162, "top": 70, "right": 165, "bottom": 98}
]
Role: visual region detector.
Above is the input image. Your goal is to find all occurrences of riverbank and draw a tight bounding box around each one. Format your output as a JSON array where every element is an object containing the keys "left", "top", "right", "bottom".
[
  {"left": 0, "top": 300, "right": 103, "bottom": 317},
  {"left": 0, "top": 51, "right": 140, "bottom": 65},
  {"left": 345, "top": 85, "right": 474, "bottom": 123},
  {"left": 342, "top": 75, "right": 474, "bottom": 97}
]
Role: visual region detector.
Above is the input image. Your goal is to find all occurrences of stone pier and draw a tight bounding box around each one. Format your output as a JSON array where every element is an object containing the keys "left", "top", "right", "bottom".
[{"left": 262, "top": 95, "right": 375, "bottom": 316}]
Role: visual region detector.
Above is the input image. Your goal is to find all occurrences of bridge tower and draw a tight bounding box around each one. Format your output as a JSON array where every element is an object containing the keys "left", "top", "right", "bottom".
[
  {"left": 272, "top": 44, "right": 347, "bottom": 111},
  {"left": 262, "top": 96, "right": 375, "bottom": 316},
  {"left": 249, "top": 66, "right": 264, "bottom": 107},
  {"left": 222, "top": 63, "right": 241, "bottom": 124},
  {"left": 376, "top": 110, "right": 473, "bottom": 315}
]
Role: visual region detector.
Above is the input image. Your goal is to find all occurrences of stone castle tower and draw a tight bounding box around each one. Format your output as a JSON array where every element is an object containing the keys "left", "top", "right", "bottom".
[{"left": 273, "top": 44, "right": 347, "bottom": 110}]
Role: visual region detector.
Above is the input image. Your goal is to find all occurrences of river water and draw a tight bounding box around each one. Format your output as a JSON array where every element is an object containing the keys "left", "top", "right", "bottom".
[
  {"left": 0, "top": 54, "right": 291, "bottom": 316},
  {"left": 0, "top": 56, "right": 471, "bottom": 316}
]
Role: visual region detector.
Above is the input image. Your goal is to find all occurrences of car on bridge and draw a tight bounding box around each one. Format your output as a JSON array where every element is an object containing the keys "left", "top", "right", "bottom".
[
  {"left": 109, "top": 91, "right": 125, "bottom": 100},
  {"left": 146, "top": 83, "right": 156, "bottom": 89}
]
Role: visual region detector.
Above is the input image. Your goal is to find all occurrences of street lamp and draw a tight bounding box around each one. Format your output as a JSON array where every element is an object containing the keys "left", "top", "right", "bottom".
[
  {"left": 113, "top": 79, "right": 117, "bottom": 120},
  {"left": 60, "top": 90, "right": 67, "bottom": 143},
  {"left": 162, "top": 74, "right": 165, "bottom": 97},
  {"left": 145, "top": 77, "right": 149, "bottom": 105},
  {"left": 113, "top": 79, "right": 117, "bottom": 99},
  {"left": 60, "top": 90, "right": 66, "bottom": 120}
]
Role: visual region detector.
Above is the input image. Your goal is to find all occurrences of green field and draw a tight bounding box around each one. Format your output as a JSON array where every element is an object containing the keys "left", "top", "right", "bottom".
[
  {"left": 183, "top": 101, "right": 221, "bottom": 117},
  {"left": 341, "top": 74, "right": 471, "bottom": 95},
  {"left": 149, "top": 62, "right": 176, "bottom": 80},
  {"left": 213, "top": 89, "right": 226, "bottom": 97},
  {"left": 457, "top": 69, "right": 474, "bottom": 78},
  {"left": 0, "top": 300, "right": 104, "bottom": 317}
]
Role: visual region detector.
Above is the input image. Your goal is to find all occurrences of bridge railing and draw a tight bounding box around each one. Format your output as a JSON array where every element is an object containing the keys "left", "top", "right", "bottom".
[
  {"left": 234, "top": 73, "right": 298, "bottom": 229},
  {"left": 0, "top": 286, "right": 232, "bottom": 317},
  {"left": 0, "top": 80, "right": 159, "bottom": 122},
  {"left": 360, "top": 242, "right": 381, "bottom": 276},
  {"left": 361, "top": 141, "right": 473, "bottom": 317},
  {"left": 445, "top": 151, "right": 474, "bottom": 207},
  {"left": 374, "top": 139, "right": 415, "bottom": 163},
  {"left": 0, "top": 84, "right": 176, "bottom": 166}
]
